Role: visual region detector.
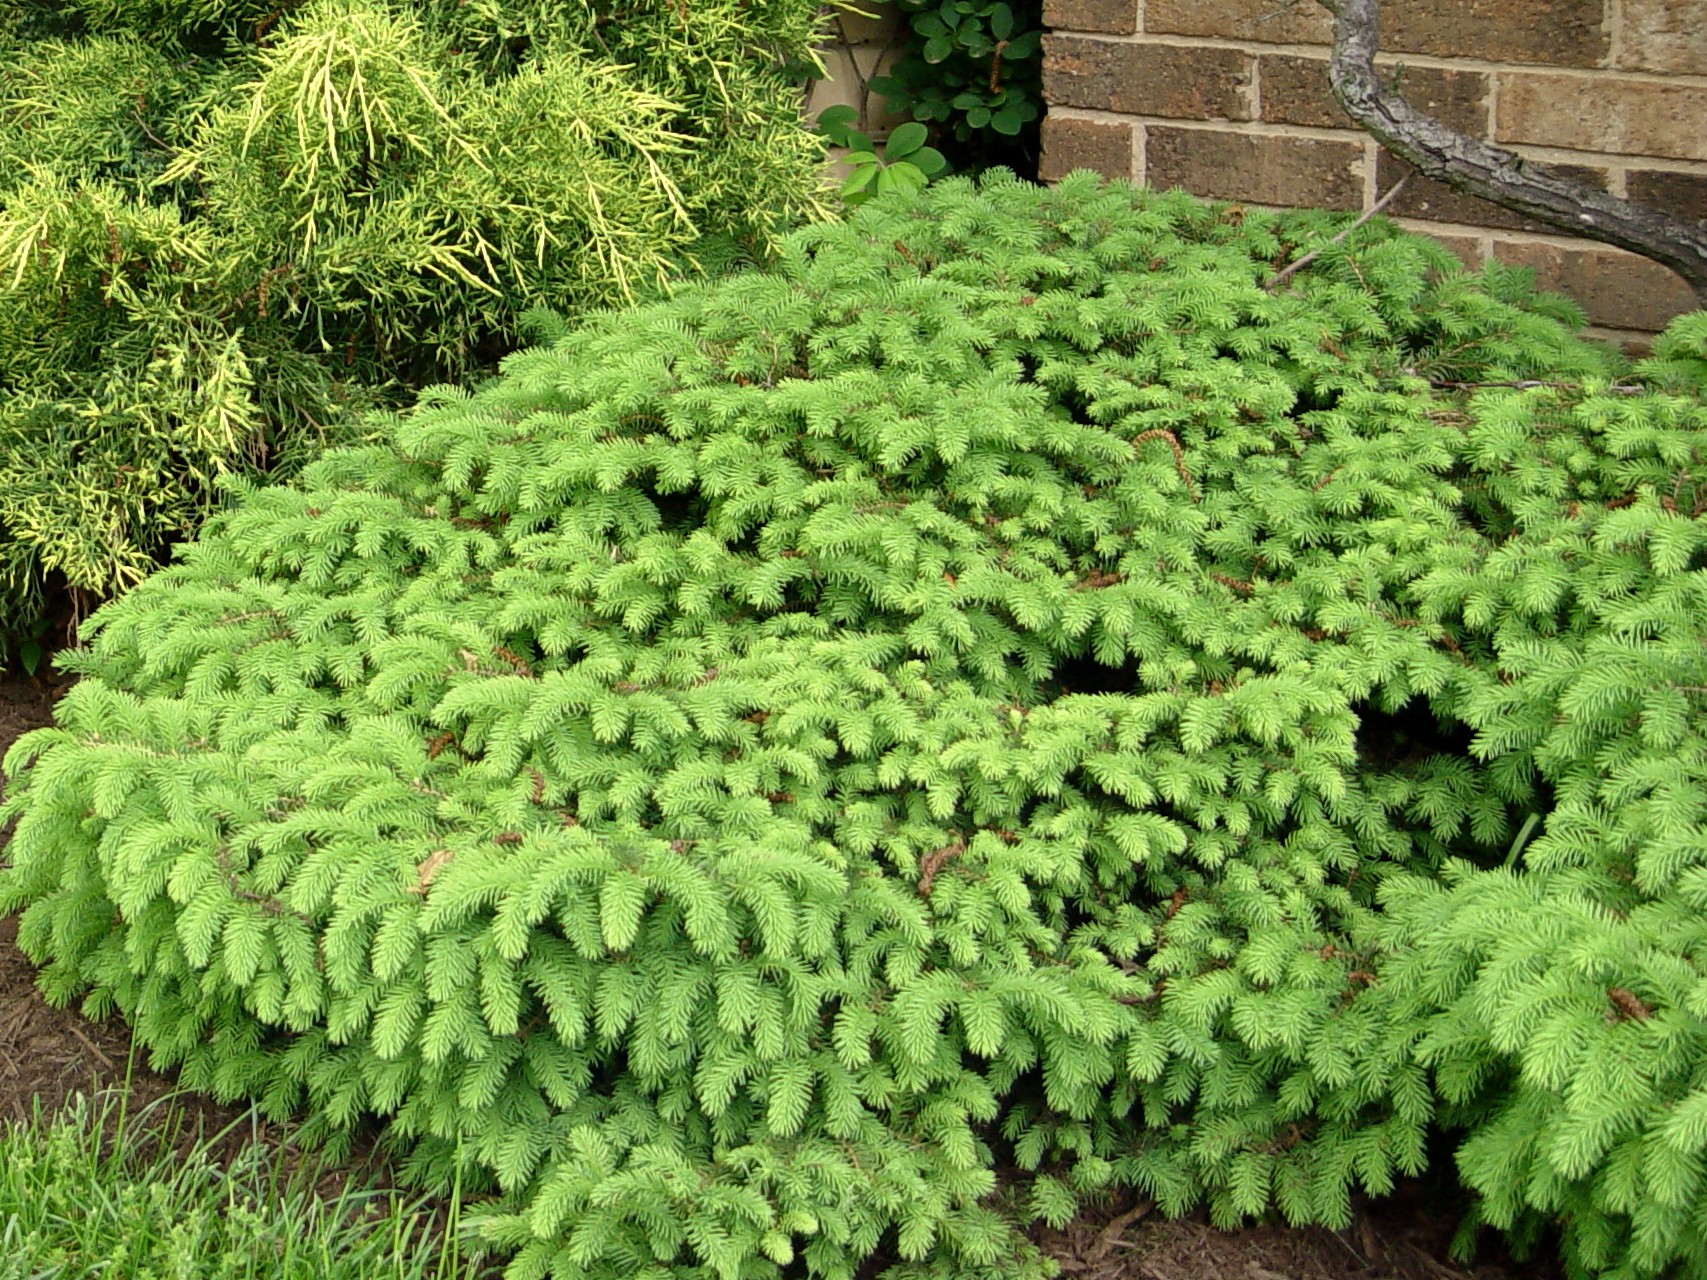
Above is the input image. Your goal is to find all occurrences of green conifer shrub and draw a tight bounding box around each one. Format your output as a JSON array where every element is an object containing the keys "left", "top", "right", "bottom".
[
  {"left": 0, "top": 0, "right": 831, "bottom": 645},
  {"left": 1359, "top": 313, "right": 1707, "bottom": 1279},
  {"left": 2, "top": 171, "right": 1705, "bottom": 1280}
]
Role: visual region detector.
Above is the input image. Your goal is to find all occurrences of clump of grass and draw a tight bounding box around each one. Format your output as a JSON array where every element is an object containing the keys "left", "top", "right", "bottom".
[{"left": 0, "top": 1076, "right": 494, "bottom": 1280}]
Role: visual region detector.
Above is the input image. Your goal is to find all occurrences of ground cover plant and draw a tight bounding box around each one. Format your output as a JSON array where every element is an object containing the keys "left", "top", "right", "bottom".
[
  {"left": 870, "top": 0, "right": 1043, "bottom": 172},
  {"left": 0, "top": 1080, "right": 493, "bottom": 1278},
  {"left": 0, "top": 0, "right": 831, "bottom": 647},
  {"left": 0, "top": 668, "right": 1549, "bottom": 1280},
  {"left": 1, "top": 171, "right": 1705, "bottom": 1280}
]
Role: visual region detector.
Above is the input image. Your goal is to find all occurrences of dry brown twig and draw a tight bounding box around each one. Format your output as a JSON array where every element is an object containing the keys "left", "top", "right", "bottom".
[
  {"left": 1130, "top": 429, "right": 1199, "bottom": 500},
  {"left": 1263, "top": 175, "right": 1410, "bottom": 293},
  {"left": 1089, "top": 1200, "right": 1155, "bottom": 1261},
  {"left": 916, "top": 841, "right": 964, "bottom": 896}
]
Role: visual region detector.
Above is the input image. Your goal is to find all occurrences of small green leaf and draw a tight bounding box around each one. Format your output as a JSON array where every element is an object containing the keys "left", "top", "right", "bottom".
[
  {"left": 18, "top": 640, "right": 41, "bottom": 676},
  {"left": 884, "top": 122, "right": 928, "bottom": 160},
  {"left": 815, "top": 111, "right": 858, "bottom": 146},
  {"left": 989, "top": 2, "right": 1014, "bottom": 39},
  {"left": 883, "top": 163, "right": 928, "bottom": 197},
  {"left": 911, "top": 146, "right": 949, "bottom": 176},
  {"left": 1002, "top": 30, "right": 1040, "bottom": 58},
  {"left": 966, "top": 104, "right": 991, "bottom": 129},
  {"left": 842, "top": 150, "right": 880, "bottom": 167},
  {"left": 922, "top": 34, "right": 953, "bottom": 62},
  {"left": 991, "top": 105, "right": 1024, "bottom": 135},
  {"left": 840, "top": 166, "right": 878, "bottom": 198}
]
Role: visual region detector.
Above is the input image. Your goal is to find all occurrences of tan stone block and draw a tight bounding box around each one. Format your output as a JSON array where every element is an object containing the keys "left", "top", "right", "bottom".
[
  {"left": 1146, "top": 126, "right": 1365, "bottom": 209},
  {"left": 1259, "top": 55, "right": 1488, "bottom": 134},
  {"left": 1144, "top": 0, "right": 1334, "bottom": 45},
  {"left": 1044, "top": 36, "right": 1254, "bottom": 120},
  {"left": 1040, "top": 115, "right": 1137, "bottom": 181},
  {"left": 1496, "top": 74, "right": 1707, "bottom": 162},
  {"left": 1376, "top": 150, "right": 1609, "bottom": 231},
  {"left": 1492, "top": 237, "right": 1697, "bottom": 331},
  {"left": 1619, "top": 0, "right": 1707, "bottom": 75},
  {"left": 1043, "top": 0, "right": 1139, "bottom": 34},
  {"left": 805, "top": 44, "right": 910, "bottom": 132},
  {"left": 1379, "top": 0, "right": 1609, "bottom": 67},
  {"left": 1627, "top": 169, "right": 1707, "bottom": 225},
  {"left": 823, "top": 3, "right": 905, "bottom": 45},
  {"left": 805, "top": 58, "right": 865, "bottom": 115}
]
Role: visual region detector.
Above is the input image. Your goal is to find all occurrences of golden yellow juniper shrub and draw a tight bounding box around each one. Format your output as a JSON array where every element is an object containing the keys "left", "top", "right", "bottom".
[{"left": 0, "top": 0, "right": 833, "bottom": 643}]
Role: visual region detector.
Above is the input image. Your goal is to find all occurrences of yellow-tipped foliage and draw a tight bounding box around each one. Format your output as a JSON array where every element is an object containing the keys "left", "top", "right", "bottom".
[{"left": 0, "top": 0, "right": 832, "bottom": 641}]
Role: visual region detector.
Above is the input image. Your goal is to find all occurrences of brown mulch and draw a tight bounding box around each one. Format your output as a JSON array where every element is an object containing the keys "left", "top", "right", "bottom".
[
  {"left": 0, "top": 655, "right": 432, "bottom": 1239},
  {"left": 0, "top": 660, "right": 1559, "bottom": 1280},
  {"left": 0, "top": 658, "right": 111, "bottom": 1125},
  {"left": 1035, "top": 1183, "right": 1558, "bottom": 1280},
  {"left": 0, "top": 660, "right": 389, "bottom": 1182}
]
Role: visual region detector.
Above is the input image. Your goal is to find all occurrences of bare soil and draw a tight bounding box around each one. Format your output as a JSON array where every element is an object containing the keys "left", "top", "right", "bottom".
[
  {"left": 1034, "top": 1185, "right": 1557, "bottom": 1280},
  {"left": 0, "top": 662, "right": 1559, "bottom": 1280}
]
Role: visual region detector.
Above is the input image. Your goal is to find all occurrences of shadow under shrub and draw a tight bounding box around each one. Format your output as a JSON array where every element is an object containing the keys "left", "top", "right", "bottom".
[{"left": 3, "top": 172, "right": 1706, "bottom": 1280}]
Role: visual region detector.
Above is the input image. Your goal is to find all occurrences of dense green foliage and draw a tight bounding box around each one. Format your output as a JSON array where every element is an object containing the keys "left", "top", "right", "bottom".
[
  {"left": 814, "top": 111, "right": 949, "bottom": 206},
  {"left": 3, "top": 172, "right": 1706, "bottom": 1280},
  {"left": 2, "top": 1086, "right": 490, "bottom": 1279},
  {"left": 0, "top": 0, "right": 831, "bottom": 643},
  {"left": 871, "top": 0, "right": 1041, "bottom": 161}
]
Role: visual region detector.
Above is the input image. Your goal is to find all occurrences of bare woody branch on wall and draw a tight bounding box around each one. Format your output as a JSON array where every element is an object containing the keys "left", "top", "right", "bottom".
[{"left": 1316, "top": 0, "right": 1707, "bottom": 307}]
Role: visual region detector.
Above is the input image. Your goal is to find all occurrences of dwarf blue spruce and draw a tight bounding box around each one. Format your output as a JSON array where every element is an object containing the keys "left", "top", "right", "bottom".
[{"left": 3, "top": 172, "right": 1705, "bottom": 1280}]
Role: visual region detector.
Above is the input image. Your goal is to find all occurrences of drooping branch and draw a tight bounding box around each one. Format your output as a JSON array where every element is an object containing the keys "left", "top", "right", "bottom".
[{"left": 1318, "top": 0, "right": 1707, "bottom": 308}]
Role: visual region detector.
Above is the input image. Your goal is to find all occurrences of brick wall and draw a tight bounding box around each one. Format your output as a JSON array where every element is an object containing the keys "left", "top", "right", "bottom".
[{"left": 1039, "top": 0, "right": 1705, "bottom": 339}]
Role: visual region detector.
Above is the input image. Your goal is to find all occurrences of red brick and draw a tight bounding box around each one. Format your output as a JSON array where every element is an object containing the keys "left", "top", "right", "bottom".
[
  {"left": 1146, "top": 126, "right": 1366, "bottom": 210},
  {"left": 1492, "top": 237, "right": 1697, "bottom": 331},
  {"left": 1627, "top": 170, "right": 1707, "bottom": 226},
  {"left": 1040, "top": 115, "right": 1136, "bottom": 182},
  {"left": 1618, "top": 0, "right": 1707, "bottom": 75},
  {"left": 1145, "top": 0, "right": 1333, "bottom": 43},
  {"left": 1379, "top": 0, "right": 1608, "bottom": 68},
  {"left": 1259, "top": 56, "right": 1488, "bottom": 134},
  {"left": 1145, "top": 0, "right": 1608, "bottom": 63},
  {"left": 1497, "top": 74, "right": 1707, "bottom": 163},
  {"left": 1375, "top": 150, "right": 1609, "bottom": 232},
  {"left": 1042, "top": 0, "right": 1138, "bottom": 34},
  {"left": 1581, "top": 328, "right": 1657, "bottom": 357},
  {"left": 1394, "top": 225, "right": 1487, "bottom": 270},
  {"left": 1044, "top": 36, "right": 1253, "bottom": 120}
]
